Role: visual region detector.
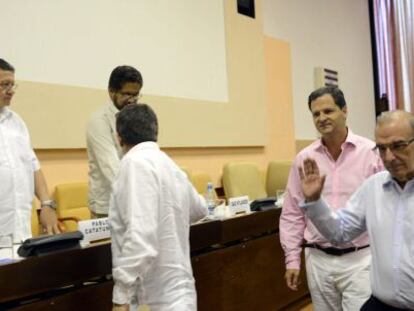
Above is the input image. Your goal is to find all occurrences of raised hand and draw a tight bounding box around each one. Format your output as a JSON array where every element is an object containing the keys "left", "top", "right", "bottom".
[{"left": 298, "top": 158, "right": 326, "bottom": 202}]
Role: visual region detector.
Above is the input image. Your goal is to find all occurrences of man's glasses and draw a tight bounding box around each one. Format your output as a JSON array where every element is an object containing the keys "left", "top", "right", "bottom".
[
  {"left": 0, "top": 82, "right": 18, "bottom": 92},
  {"left": 117, "top": 92, "right": 142, "bottom": 101},
  {"left": 374, "top": 138, "right": 414, "bottom": 155}
]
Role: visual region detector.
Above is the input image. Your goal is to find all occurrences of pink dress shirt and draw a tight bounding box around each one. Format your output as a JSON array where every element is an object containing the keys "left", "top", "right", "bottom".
[{"left": 279, "top": 130, "right": 384, "bottom": 269}]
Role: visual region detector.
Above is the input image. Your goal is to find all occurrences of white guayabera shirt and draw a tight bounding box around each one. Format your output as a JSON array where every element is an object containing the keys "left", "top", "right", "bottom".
[
  {"left": 301, "top": 171, "right": 414, "bottom": 309},
  {"left": 110, "top": 141, "right": 207, "bottom": 310},
  {"left": 0, "top": 107, "right": 39, "bottom": 243}
]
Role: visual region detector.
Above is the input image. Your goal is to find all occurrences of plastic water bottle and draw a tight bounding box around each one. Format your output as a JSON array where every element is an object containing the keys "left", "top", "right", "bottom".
[{"left": 205, "top": 182, "right": 216, "bottom": 216}]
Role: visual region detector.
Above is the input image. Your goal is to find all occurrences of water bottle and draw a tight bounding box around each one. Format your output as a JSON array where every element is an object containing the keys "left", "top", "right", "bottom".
[{"left": 205, "top": 182, "right": 216, "bottom": 216}]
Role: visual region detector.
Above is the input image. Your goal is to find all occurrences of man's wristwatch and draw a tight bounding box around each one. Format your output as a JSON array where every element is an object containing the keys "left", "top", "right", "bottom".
[{"left": 40, "top": 199, "right": 57, "bottom": 210}]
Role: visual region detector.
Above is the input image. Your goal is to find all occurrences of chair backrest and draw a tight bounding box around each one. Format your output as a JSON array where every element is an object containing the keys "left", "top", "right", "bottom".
[
  {"left": 191, "top": 173, "right": 212, "bottom": 194},
  {"left": 191, "top": 173, "right": 218, "bottom": 198},
  {"left": 31, "top": 203, "right": 40, "bottom": 237},
  {"left": 54, "top": 182, "right": 91, "bottom": 231},
  {"left": 266, "top": 161, "right": 292, "bottom": 196},
  {"left": 222, "top": 162, "right": 267, "bottom": 201}
]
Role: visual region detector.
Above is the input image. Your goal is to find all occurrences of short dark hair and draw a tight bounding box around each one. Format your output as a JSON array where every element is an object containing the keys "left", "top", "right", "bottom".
[
  {"left": 308, "top": 86, "right": 346, "bottom": 110},
  {"left": 0, "top": 59, "right": 15, "bottom": 72},
  {"left": 108, "top": 65, "right": 143, "bottom": 91},
  {"left": 116, "top": 103, "right": 158, "bottom": 146}
]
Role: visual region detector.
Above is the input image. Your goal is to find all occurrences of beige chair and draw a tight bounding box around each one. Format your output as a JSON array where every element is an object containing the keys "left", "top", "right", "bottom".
[
  {"left": 54, "top": 182, "right": 91, "bottom": 232},
  {"left": 180, "top": 167, "right": 219, "bottom": 198},
  {"left": 222, "top": 162, "right": 267, "bottom": 201},
  {"left": 31, "top": 203, "right": 41, "bottom": 237},
  {"left": 191, "top": 173, "right": 219, "bottom": 200},
  {"left": 191, "top": 173, "right": 212, "bottom": 194},
  {"left": 265, "top": 161, "right": 292, "bottom": 196}
]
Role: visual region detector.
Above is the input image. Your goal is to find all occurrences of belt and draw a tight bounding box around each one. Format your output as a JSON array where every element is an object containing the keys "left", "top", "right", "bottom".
[{"left": 303, "top": 243, "right": 370, "bottom": 256}]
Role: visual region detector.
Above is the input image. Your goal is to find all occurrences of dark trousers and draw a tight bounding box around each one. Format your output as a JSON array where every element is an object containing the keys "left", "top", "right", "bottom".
[{"left": 360, "top": 295, "right": 408, "bottom": 311}]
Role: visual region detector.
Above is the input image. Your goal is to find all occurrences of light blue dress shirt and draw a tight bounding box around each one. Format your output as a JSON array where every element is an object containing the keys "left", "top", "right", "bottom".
[{"left": 301, "top": 171, "right": 414, "bottom": 309}]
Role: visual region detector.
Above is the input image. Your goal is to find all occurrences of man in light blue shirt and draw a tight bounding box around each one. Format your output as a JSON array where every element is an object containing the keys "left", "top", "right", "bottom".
[{"left": 298, "top": 110, "right": 414, "bottom": 310}]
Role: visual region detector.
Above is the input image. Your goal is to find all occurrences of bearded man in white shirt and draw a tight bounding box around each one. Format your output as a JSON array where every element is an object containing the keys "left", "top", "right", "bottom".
[
  {"left": 0, "top": 59, "right": 59, "bottom": 253},
  {"left": 86, "top": 65, "right": 143, "bottom": 218},
  {"left": 110, "top": 103, "right": 208, "bottom": 311}
]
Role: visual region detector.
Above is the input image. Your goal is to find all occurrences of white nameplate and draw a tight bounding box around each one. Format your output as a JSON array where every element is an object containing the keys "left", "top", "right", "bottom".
[
  {"left": 228, "top": 196, "right": 251, "bottom": 215},
  {"left": 78, "top": 218, "right": 110, "bottom": 245}
]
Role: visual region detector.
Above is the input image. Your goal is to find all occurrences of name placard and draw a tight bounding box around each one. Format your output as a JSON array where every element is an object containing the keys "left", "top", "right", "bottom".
[
  {"left": 228, "top": 196, "right": 251, "bottom": 215},
  {"left": 78, "top": 218, "right": 110, "bottom": 245}
]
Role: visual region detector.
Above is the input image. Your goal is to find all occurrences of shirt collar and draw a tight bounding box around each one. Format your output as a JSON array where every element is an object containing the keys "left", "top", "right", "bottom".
[
  {"left": 382, "top": 172, "right": 414, "bottom": 190},
  {"left": 130, "top": 141, "right": 159, "bottom": 152},
  {"left": 382, "top": 173, "right": 395, "bottom": 189},
  {"left": 108, "top": 102, "right": 119, "bottom": 115},
  {"left": 314, "top": 128, "right": 357, "bottom": 152}
]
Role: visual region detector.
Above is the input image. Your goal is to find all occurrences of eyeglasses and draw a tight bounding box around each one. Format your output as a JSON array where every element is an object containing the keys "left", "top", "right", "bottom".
[
  {"left": 117, "top": 92, "right": 142, "bottom": 101},
  {"left": 0, "top": 82, "right": 18, "bottom": 92},
  {"left": 374, "top": 138, "right": 414, "bottom": 155}
]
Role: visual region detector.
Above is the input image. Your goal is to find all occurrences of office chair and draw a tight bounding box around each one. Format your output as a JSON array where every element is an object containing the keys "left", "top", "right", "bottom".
[
  {"left": 31, "top": 203, "right": 41, "bottom": 237},
  {"left": 222, "top": 162, "right": 267, "bottom": 201},
  {"left": 191, "top": 173, "right": 212, "bottom": 194},
  {"left": 265, "top": 161, "right": 292, "bottom": 196},
  {"left": 54, "top": 182, "right": 91, "bottom": 232}
]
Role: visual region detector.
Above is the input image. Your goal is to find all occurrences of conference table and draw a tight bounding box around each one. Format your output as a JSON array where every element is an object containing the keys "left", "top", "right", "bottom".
[{"left": 0, "top": 209, "right": 309, "bottom": 310}]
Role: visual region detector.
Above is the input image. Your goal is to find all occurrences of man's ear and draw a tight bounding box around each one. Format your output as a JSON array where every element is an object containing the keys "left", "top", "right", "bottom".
[
  {"left": 342, "top": 106, "right": 348, "bottom": 118},
  {"left": 109, "top": 88, "right": 116, "bottom": 102}
]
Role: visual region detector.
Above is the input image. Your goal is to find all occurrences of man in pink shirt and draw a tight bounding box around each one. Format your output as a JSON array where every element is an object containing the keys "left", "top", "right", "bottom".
[{"left": 279, "top": 86, "right": 383, "bottom": 310}]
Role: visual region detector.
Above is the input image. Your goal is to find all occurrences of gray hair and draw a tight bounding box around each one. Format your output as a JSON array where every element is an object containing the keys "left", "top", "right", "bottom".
[{"left": 377, "top": 110, "right": 414, "bottom": 134}]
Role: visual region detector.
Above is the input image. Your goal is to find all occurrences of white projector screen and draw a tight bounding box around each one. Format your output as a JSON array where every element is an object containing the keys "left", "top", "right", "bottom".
[
  {"left": 0, "top": 0, "right": 267, "bottom": 148},
  {"left": 1, "top": 0, "right": 228, "bottom": 102}
]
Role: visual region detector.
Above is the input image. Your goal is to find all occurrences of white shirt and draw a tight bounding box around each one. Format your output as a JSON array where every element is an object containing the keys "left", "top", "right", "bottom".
[
  {"left": 0, "top": 107, "right": 39, "bottom": 243},
  {"left": 109, "top": 142, "right": 207, "bottom": 310},
  {"left": 86, "top": 103, "right": 122, "bottom": 215},
  {"left": 301, "top": 171, "right": 414, "bottom": 309}
]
